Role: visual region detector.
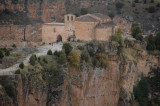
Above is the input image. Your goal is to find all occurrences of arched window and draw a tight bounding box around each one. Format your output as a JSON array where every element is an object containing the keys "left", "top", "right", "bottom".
[
  {"left": 67, "top": 16, "right": 69, "bottom": 21},
  {"left": 71, "top": 16, "right": 73, "bottom": 21}
]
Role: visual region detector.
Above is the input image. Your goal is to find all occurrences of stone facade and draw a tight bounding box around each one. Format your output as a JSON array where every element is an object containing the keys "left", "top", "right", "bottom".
[
  {"left": 42, "top": 13, "right": 117, "bottom": 44},
  {"left": 42, "top": 14, "right": 75, "bottom": 44}
]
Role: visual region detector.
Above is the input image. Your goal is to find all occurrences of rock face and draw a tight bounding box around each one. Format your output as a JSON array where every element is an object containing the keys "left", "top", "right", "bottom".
[
  {"left": 0, "top": 50, "right": 159, "bottom": 106},
  {"left": 0, "top": 0, "right": 65, "bottom": 23}
]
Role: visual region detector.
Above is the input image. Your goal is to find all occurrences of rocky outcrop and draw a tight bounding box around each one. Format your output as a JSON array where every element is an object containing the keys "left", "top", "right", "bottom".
[{"left": 0, "top": 0, "right": 66, "bottom": 23}]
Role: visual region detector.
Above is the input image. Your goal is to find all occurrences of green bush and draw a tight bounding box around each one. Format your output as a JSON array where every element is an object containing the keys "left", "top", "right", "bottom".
[
  {"left": 58, "top": 50, "right": 67, "bottom": 65},
  {"left": 29, "top": 55, "right": 36, "bottom": 66},
  {"left": 68, "top": 50, "right": 80, "bottom": 67},
  {"left": 47, "top": 49, "right": 52, "bottom": 55},
  {"left": 131, "top": 23, "right": 143, "bottom": 41},
  {"left": 19, "top": 62, "right": 24, "bottom": 69},
  {"left": 63, "top": 43, "right": 73, "bottom": 55},
  {"left": 15, "top": 69, "right": 21, "bottom": 74},
  {"left": 134, "top": 0, "right": 139, "bottom": 3},
  {"left": 155, "top": 32, "right": 160, "bottom": 50},
  {"left": 146, "top": 34, "right": 156, "bottom": 51},
  {"left": 54, "top": 50, "right": 61, "bottom": 57},
  {"left": 151, "top": 0, "right": 154, "bottom": 3},
  {"left": 0, "top": 59, "right": 2, "bottom": 64}
]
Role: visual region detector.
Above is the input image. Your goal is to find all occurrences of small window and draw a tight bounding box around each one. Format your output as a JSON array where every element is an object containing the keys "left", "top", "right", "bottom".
[
  {"left": 71, "top": 16, "right": 73, "bottom": 21},
  {"left": 67, "top": 16, "right": 69, "bottom": 21},
  {"left": 53, "top": 28, "right": 56, "bottom": 33}
]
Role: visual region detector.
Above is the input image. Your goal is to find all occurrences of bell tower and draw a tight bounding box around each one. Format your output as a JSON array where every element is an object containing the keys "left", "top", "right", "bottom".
[{"left": 64, "top": 14, "right": 76, "bottom": 36}]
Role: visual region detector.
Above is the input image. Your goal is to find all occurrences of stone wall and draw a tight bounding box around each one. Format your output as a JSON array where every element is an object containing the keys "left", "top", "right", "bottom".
[
  {"left": 42, "top": 23, "right": 65, "bottom": 44},
  {"left": 75, "top": 21, "right": 99, "bottom": 41},
  {"left": 0, "top": 24, "right": 42, "bottom": 47}
]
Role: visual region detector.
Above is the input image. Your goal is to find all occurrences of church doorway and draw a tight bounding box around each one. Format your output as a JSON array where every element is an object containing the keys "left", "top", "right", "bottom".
[{"left": 57, "top": 35, "right": 62, "bottom": 42}]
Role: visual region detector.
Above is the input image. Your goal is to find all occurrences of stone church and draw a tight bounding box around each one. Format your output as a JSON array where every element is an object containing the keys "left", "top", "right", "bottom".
[{"left": 42, "top": 13, "right": 117, "bottom": 44}]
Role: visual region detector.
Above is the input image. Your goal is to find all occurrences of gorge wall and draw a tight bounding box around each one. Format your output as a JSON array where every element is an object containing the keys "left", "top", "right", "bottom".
[{"left": 0, "top": 51, "right": 159, "bottom": 106}]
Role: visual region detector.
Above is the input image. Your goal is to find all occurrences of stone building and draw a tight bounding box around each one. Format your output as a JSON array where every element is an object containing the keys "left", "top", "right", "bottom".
[{"left": 42, "top": 13, "right": 117, "bottom": 44}]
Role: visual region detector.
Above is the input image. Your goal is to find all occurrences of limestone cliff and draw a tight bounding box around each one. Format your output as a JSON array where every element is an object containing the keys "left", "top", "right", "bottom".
[
  {"left": 0, "top": 0, "right": 65, "bottom": 24},
  {"left": 0, "top": 51, "right": 159, "bottom": 106}
]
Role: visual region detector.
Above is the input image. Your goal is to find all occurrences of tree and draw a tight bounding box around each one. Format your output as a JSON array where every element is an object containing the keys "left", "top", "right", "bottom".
[
  {"left": 135, "top": 0, "right": 139, "bottom": 3},
  {"left": 80, "top": 8, "right": 88, "bottom": 15},
  {"left": 0, "top": 50, "right": 4, "bottom": 59},
  {"left": 54, "top": 50, "right": 61, "bottom": 57},
  {"left": 111, "top": 28, "right": 125, "bottom": 46},
  {"left": 15, "top": 69, "right": 21, "bottom": 74},
  {"left": 148, "top": 6, "right": 155, "bottom": 13},
  {"left": 146, "top": 34, "right": 156, "bottom": 51},
  {"left": 29, "top": 55, "right": 36, "bottom": 66},
  {"left": 148, "top": 67, "right": 160, "bottom": 105},
  {"left": 155, "top": 32, "right": 160, "bottom": 50},
  {"left": 151, "top": 0, "right": 154, "bottom": 3},
  {"left": 115, "top": 2, "right": 124, "bottom": 9},
  {"left": 19, "top": 62, "right": 24, "bottom": 69},
  {"left": 58, "top": 50, "right": 67, "bottom": 65},
  {"left": 47, "top": 49, "right": 52, "bottom": 55},
  {"left": 131, "top": 23, "right": 143, "bottom": 41},
  {"left": 5, "top": 49, "right": 10, "bottom": 56},
  {"left": 63, "top": 43, "right": 73, "bottom": 55},
  {"left": 81, "top": 50, "right": 90, "bottom": 63},
  {"left": 133, "top": 77, "right": 149, "bottom": 105},
  {"left": 108, "top": 12, "right": 115, "bottom": 19},
  {"left": 68, "top": 50, "right": 80, "bottom": 67}
]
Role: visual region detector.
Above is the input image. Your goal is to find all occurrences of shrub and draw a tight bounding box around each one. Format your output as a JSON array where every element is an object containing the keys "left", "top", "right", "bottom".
[
  {"left": 133, "top": 77, "right": 149, "bottom": 105},
  {"left": 5, "top": 49, "right": 10, "bottom": 56},
  {"left": 29, "top": 55, "right": 36, "bottom": 66},
  {"left": 47, "top": 49, "right": 52, "bottom": 55},
  {"left": 108, "top": 12, "right": 115, "bottom": 19},
  {"left": 131, "top": 23, "right": 143, "bottom": 41},
  {"left": 19, "top": 62, "right": 24, "bottom": 69},
  {"left": 54, "top": 50, "right": 61, "bottom": 57},
  {"left": 58, "top": 50, "right": 67, "bottom": 65},
  {"left": 115, "top": 2, "right": 124, "bottom": 9},
  {"left": 111, "top": 28, "right": 125, "bottom": 47},
  {"left": 146, "top": 34, "right": 156, "bottom": 51},
  {"left": 12, "top": 44, "right": 16, "bottom": 48},
  {"left": 43, "top": 58, "right": 48, "bottom": 64},
  {"left": 77, "top": 45, "right": 84, "bottom": 50},
  {"left": 94, "top": 53, "right": 109, "bottom": 69},
  {"left": 97, "top": 44, "right": 105, "bottom": 53},
  {"left": 0, "top": 59, "right": 2, "bottom": 64},
  {"left": 15, "top": 69, "right": 21, "bottom": 74},
  {"left": 155, "top": 32, "right": 160, "bottom": 50},
  {"left": 81, "top": 50, "right": 90, "bottom": 63},
  {"left": 151, "top": 0, "right": 154, "bottom": 3},
  {"left": 0, "top": 50, "right": 4, "bottom": 59},
  {"left": 134, "top": 0, "right": 139, "bottom": 3},
  {"left": 148, "top": 6, "right": 155, "bottom": 13},
  {"left": 63, "top": 43, "right": 73, "bottom": 55},
  {"left": 68, "top": 50, "right": 80, "bottom": 67}
]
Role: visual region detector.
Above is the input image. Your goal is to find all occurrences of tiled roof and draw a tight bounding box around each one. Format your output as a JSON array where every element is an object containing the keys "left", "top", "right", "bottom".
[
  {"left": 75, "top": 14, "right": 99, "bottom": 22},
  {"left": 96, "top": 21, "right": 116, "bottom": 28},
  {"left": 92, "top": 13, "right": 110, "bottom": 20}
]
